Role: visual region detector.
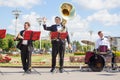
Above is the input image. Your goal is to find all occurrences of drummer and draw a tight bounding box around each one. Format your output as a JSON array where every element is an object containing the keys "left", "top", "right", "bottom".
[{"left": 95, "top": 31, "right": 116, "bottom": 70}]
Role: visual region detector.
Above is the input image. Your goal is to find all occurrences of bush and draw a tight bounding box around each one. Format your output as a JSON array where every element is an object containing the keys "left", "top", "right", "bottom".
[
  {"left": 0, "top": 54, "right": 11, "bottom": 63},
  {"left": 113, "top": 51, "right": 120, "bottom": 56},
  {"left": 0, "top": 54, "right": 3, "bottom": 60},
  {"left": 74, "top": 52, "right": 85, "bottom": 55}
]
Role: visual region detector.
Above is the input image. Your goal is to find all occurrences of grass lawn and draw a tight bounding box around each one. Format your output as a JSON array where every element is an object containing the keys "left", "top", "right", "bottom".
[{"left": 0, "top": 53, "right": 82, "bottom": 67}]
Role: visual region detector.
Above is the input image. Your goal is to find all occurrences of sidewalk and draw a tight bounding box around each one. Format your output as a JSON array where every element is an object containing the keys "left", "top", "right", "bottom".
[{"left": 0, "top": 68, "right": 120, "bottom": 80}]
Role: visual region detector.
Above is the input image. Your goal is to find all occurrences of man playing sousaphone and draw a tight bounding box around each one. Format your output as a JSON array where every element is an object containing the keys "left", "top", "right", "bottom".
[
  {"left": 95, "top": 31, "right": 116, "bottom": 70},
  {"left": 42, "top": 16, "right": 71, "bottom": 73}
]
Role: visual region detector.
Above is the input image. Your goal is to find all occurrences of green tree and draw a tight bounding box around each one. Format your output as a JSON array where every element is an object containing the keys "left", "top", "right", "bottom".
[
  {"left": 33, "top": 40, "right": 51, "bottom": 50},
  {"left": 0, "top": 34, "right": 14, "bottom": 52},
  {"left": 42, "top": 40, "right": 51, "bottom": 50},
  {"left": 8, "top": 38, "right": 14, "bottom": 48},
  {"left": 73, "top": 40, "right": 82, "bottom": 51},
  {"left": 33, "top": 40, "right": 40, "bottom": 49},
  {"left": 0, "top": 38, "right": 8, "bottom": 51}
]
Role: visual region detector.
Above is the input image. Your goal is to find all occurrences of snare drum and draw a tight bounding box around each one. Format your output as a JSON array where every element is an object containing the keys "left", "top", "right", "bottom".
[
  {"left": 99, "top": 45, "right": 108, "bottom": 54},
  {"left": 85, "top": 51, "right": 94, "bottom": 64}
]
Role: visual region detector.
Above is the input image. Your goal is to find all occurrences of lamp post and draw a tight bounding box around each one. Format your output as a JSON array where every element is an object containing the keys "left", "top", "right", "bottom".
[
  {"left": 89, "top": 30, "right": 93, "bottom": 40},
  {"left": 70, "top": 32, "right": 74, "bottom": 42},
  {"left": 12, "top": 9, "right": 21, "bottom": 48},
  {"left": 70, "top": 32, "right": 74, "bottom": 53},
  {"left": 36, "top": 17, "right": 42, "bottom": 50},
  {"left": 12, "top": 9, "right": 21, "bottom": 37}
]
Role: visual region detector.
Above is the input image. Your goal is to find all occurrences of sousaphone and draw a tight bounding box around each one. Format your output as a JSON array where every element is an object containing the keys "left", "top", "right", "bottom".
[{"left": 60, "top": 2, "right": 76, "bottom": 26}]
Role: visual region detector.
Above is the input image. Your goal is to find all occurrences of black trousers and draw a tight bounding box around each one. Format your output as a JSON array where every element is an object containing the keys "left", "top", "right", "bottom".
[
  {"left": 51, "top": 40, "right": 65, "bottom": 69},
  {"left": 20, "top": 45, "right": 32, "bottom": 71},
  {"left": 101, "top": 51, "right": 116, "bottom": 68},
  {"left": 111, "top": 53, "right": 116, "bottom": 68}
]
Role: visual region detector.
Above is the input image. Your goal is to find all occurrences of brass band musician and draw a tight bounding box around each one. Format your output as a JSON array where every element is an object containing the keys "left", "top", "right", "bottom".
[
  {"left": 43, "top": 16, "right": 71, "bottom": 73},
  {"left": 95, "top": 31, "right": 116, "bottom": 70},
  {"left": 14, "top": 22, "right": 33, "bottom": 73}
]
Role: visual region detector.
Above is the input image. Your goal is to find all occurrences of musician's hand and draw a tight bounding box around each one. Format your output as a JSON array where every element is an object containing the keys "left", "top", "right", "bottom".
[
  {"left": 68, "top": 44, "right": 72, "bottom": 49},
  {"left": 19, "top": 36, "right": 24, "bottom": 39},
  {"left": 17, "top": 33, "right": 24, "bottom": 39},
  {"left": 13, "top": 37, "right": 17, "bottom": 41},
  {"left": 43, "top": 17, "right": 47, "bottom": 24},
  {"left": 15, "top": 35, "right": 23, "bottom": 40}
]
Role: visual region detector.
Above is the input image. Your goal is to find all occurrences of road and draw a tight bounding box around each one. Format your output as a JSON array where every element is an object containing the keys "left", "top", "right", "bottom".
[{"left": 0, "top": 68, "right": 120, "bottom": 80}]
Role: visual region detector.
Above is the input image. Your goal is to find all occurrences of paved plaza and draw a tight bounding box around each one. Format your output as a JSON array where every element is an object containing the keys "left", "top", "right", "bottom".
[{"left": 0, "top": 67, "right": 120, "bottom": 80}]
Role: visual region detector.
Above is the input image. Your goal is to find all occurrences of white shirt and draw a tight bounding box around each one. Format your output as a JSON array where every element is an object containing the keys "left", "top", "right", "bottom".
[
  {"left": 57, "top": 24, "right": 62, "bottom": 31},
  {"left": 22, "top": 30, "right": 28, "bottom": 45},
  {"left": 22, "top": 40, "right": 28, "bottom": 45},
  {"left": 95, "top": 36, "right": 110, "bottom": 49}
]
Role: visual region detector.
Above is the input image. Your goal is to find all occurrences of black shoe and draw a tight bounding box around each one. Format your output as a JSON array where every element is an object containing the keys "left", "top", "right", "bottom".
[
  {"left": 59, "top": 69, "right": 63, "bottom": 73},
  {"left": 111, "top": 64, "right": 116, "bottom": 70},
  {"left": 50, "top": 68, "right": 55, "bottom": 72},
  {"left": 24, "top": 69, "right": 27, "bottom": 72},
  {"left": 112, "top": 67, "right": 116, "bottom": 70},
  {"left": 28, "top": 69, "right": 31, "bottom": 72}
]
